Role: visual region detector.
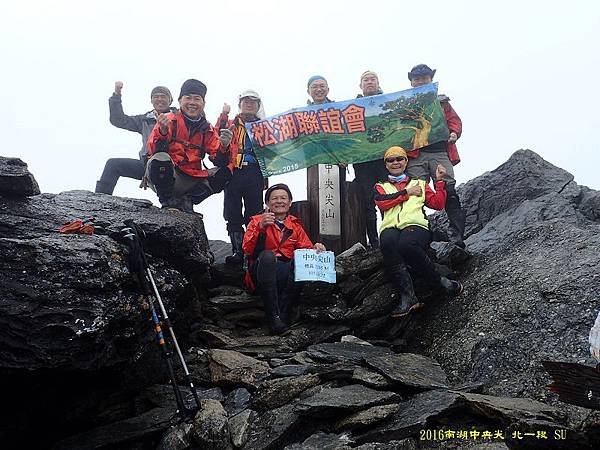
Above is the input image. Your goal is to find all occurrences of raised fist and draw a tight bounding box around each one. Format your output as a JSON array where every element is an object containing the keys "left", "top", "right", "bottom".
[{"left": 114, "top": 81, "right": 123, "bottom": 95}]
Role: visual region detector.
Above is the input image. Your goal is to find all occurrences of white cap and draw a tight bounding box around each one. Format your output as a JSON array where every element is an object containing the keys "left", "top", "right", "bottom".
[{"left": 238, "top": 89, "right": 265, "bottom": 118}]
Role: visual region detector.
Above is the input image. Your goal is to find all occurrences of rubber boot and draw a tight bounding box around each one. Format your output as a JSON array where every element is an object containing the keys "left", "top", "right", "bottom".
[
  {"left": 225, "top": 231, "right": 244, "bottom": 265},
  {"left": 440, "top": 276, "right": 464, "bottom": 297},
  {"left": 95, "top": 180, "right": 114, "bottom": 195},
  {"left": 279, "top": 273, "right": 302, "bottom": 326},
  {"left": 366, "top": 218, "right": 380, "bottom": 249},
  {"left": 259, "top": 283, "right": 288, "bottom": 335},
  {"left": 445, "top": 187, "right": 466, "bottom": 249},
  {"left": 388, "top": 263, "right": 423, "bottom": 317}
]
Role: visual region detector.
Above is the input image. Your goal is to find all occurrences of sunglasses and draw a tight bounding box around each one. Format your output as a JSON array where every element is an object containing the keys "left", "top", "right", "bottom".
[{"left": 385, "top": 156, "right": 407, "bottom": 163}]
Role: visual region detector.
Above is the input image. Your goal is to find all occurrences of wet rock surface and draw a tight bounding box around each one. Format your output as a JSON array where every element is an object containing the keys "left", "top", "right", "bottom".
[{"left": 2, "top": 150, "right": 600, "bottom": 449}]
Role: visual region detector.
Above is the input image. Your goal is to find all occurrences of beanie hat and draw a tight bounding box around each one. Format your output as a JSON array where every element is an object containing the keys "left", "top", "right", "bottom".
[
  {"left": 150, "top": 86, "right": 172, "bottom": 102},
  {"left": 307, "top": 75, "right": 327, "bottom": 88},
  {"left": 178, "top": 79, "right": 207, "bottom": 100},
  {"left": 384, "top": 146, "right": 407, "bottom": 160},
  {"left": 265, "top": 183, "right": 293, "bottom": 203},
  {"left": 408, "top": 64, "right": 436, "bottom": 81}
]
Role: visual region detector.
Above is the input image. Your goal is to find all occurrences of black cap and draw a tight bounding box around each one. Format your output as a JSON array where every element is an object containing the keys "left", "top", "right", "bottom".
[
  {"left": 265, "top": 183, "right": 293, "bottom": 203},
  {"left": 408, "top": 64, "right": 436, "bottom": 81},
  {"left": 178, "top": 79, "right": 207, "bottom": 100}
]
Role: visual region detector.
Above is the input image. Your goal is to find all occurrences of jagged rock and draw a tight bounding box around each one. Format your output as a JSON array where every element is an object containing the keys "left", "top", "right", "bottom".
[
  {"left": 225, "top": 388, "right": 252, "bottom": 416},
  {"left": 306, "top": 341, "right": 393, "bottom": 364},
  {"left": 229, "top": 409, "right": 254, "bottom": 448},
  {"left": 459, "top": 391, "right": 566, "bottom": 424},
  {"left": 271, "top": 364, "right": 311, "bottom": 378},
  {"left": 351, "top": 367, "right": 395, "bottom": 389},
  {"left": 430, "top": 241, "right": 471, "bottom": 267},
  {"left": 284, "top": 431, "right": 354, "bottom": 449},
  {"left": 336, "top": 244, "right": 382, "bottom": 279},
  {"left": 252, "top": 374, "right": 321, "bottom": 410},
  {"left": 353, "top": 390, "right": 463, "bottom": 444},
  {"left": 157, "top": 422, "right": 194, "bottom": 450},
  {"left": 343, "top": 282, "right": 397, "bottom": 321},
  {"left": 0, "top": 156, "right": 40, "bottom": 197},
  {"left": 191, "top": 399, "right": 232, "bottom": 450},
  {"left": 364, "top": 353, "right": 449, "bottom": 390},
  {"left": 296, "top": 384, "right": 399, "bottom": 417},
  {"left": 0, "top": 190, "right": 211, "bottom": 373},
  {"left": 430, "top": 149, "right": 575, "bottom": 240},
  {"left": 242, "top": 402, "right": 306, "bottom": 450},
  {"left": 208, "top": 349, "right": 270, "bottom": 389},
  {"left": 340, "top": 335, "right": 373, "bottom": 345},
  {"left": 335, "top": 404, "right": 401, "bottom": 431}
]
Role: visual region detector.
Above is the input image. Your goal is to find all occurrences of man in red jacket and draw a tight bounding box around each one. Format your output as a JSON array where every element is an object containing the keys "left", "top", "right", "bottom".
[
  {"left": 405, "top": 64, "right": 467, "bottom": 248},
  {"left": 145, "top": 79, "right": 235, "bottom": 212},
  {"left": 243, "top": 184, "right": 326, "bottom": 334}
]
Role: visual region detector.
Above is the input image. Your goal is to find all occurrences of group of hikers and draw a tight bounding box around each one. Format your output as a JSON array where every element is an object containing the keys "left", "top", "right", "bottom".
[{"left": 96, "top": 64, "right": 465, "bottom": 334}]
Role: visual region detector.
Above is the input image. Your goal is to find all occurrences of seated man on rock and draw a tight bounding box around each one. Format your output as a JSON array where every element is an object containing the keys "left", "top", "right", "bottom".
[
  {"left": 145, "top": 79, "right": 235, "bottom": 212},
  {"left": 374, "top": 146, "right": 463, "bottom": 318},
  {"left": 96, "top": 81, "right": 176, "bottom": 195},
  {"left": 242, "top": 184, "right": 326, "bottom": 335}
]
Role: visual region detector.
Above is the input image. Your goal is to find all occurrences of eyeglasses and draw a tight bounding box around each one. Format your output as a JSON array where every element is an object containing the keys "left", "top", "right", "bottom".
[{"left": 385, "top": 156, "right": 407, "bottom": 163}]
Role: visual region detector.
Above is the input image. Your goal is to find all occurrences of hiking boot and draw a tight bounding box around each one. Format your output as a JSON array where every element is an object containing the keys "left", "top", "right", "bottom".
[{"left": 440, "top": 277, "right": 464, "bottom": 297}]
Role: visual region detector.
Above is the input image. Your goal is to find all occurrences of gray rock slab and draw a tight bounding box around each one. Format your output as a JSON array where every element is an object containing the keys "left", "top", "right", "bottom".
[
  {"left": 208, "top": 349, "right": 270, "bottom": 389},
  {"left": 296, "top": 384, "right": 399, "bottom": 417},
  {"left": 224, "top": 388, "right": 251, "bottom": 416},
  {"left": 252, "top": 374, "right": 321, "bottom": 411},
  {"left": 335, "top": 403, "right": 401, "bottom": 431},
  {"left": 365, "top": 353, "right": 449, "bottom": 390},
  {"left": 229, "top": 409, "right": 254, "bottom": 448},
  {"left": 306, "top": 341, "right": 393, "bottom": 365},
  {"left": 354, "top": 390, "right": 463, "bottom": 444}
]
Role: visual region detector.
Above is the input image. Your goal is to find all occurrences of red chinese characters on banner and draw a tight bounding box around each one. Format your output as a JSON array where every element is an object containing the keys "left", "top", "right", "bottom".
[
  {"left": 341, "top": 104, "right": 366, "bottom": 133},
  {"left": 250, "top": 103, "right": 367, "bottom": 147},
  {"left": 250, "top": 121, "right": 278, "bottom": 147},
  {"left": 294, "top": 111, "right": 322, "bottom": 135},
  {"left": 272, "top": 113, "right": 299, "bottom": 142},
  {"left": 317, "top": 108, "right": 345, "bottom": 134}
]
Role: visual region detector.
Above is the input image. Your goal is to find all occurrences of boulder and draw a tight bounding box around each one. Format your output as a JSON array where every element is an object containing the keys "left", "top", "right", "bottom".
[
  {"left": 191, "top": 399, "right": 232, "bottom": 450},
  {"left": 0, "top": 156, "right": 40, "bottom": 197}
]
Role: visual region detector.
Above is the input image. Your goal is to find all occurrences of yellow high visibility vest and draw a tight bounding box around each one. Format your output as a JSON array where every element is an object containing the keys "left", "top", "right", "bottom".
[{"left": 378, "top": 179, "right": 429, "bottom": 233}]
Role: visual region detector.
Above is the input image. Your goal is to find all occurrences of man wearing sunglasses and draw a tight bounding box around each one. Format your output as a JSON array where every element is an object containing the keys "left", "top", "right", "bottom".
[{"left": 375, "top": 146, "right": 463, "bottom": 317}]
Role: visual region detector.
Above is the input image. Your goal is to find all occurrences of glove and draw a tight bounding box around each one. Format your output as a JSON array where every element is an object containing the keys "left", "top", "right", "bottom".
[{"left": 219, "top": 128, "right": 234, "bottom": 147}]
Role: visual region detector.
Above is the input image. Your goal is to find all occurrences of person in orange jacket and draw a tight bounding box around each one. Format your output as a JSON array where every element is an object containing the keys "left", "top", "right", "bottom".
[
  {"left": 242, "top": 183, "right": 326, "bottom": 334},
  {"left": 405, "top": 64, "right": 467, "bottom": 248},
  {"left": 145, "top": 79, "right": 235, "bottom": 212}
]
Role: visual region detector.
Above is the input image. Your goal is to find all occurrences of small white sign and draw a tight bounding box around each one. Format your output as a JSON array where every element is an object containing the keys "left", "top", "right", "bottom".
[{"left": 294, "top": 249, "right": 336, "bottom": 283}]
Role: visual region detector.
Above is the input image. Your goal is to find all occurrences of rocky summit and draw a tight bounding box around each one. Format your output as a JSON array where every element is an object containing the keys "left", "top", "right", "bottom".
[{"left": 1, "top": 150, "right": 599, "bottom": 449}]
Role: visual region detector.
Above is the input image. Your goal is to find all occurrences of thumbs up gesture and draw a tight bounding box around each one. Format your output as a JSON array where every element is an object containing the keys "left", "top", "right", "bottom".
[{"left": 219, "top": 124, "right": 235, "bottom": 148}]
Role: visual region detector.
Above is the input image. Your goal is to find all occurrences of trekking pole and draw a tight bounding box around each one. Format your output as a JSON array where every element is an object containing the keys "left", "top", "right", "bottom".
[{"left": 121, "top": 220, "right": 201, "bottom": 417}]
